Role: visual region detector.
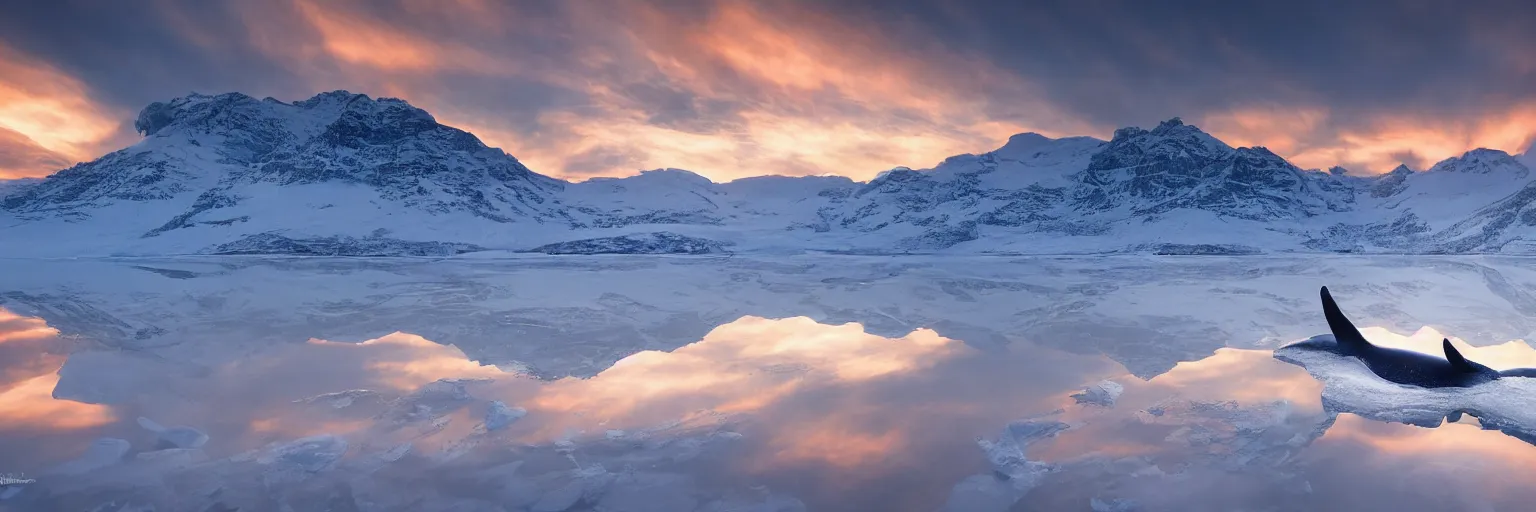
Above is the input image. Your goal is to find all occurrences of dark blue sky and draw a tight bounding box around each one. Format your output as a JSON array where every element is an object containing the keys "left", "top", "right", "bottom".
[{"left": 2, "top": 0, "right": 1534, "bottom": 180}]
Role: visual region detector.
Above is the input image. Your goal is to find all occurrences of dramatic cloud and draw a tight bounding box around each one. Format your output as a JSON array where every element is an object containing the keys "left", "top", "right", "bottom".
[
  {"left": 1, "top": 0, "right": 1534, "bottom": 180},
  {"left": 0, "top": 43, "right": 127, "bottom": 177}
]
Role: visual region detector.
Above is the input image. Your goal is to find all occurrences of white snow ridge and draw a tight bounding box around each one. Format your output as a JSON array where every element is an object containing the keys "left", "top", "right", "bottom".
[{"left": 4, "top": 92, "right": 1536, "bottom": 257}]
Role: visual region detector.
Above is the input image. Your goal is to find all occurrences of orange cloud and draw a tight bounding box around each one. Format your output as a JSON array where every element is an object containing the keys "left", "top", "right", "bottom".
[
  {"left": 289, "top": 0, "right": 516, "bottom": 75},
  {"left": 0, "top": 43, "right": 125, "bottom": 178},
  {"left": 1202, "top": 104, "right": 1536, "bottom": 174},
  {"left": 250, "top": 0, "right": 1086, "bottom": 182},
  {"left": 543, "top": 1, "right": 1087, "bottom": 180},
  {"left": 18, "top": 0, "right": 1531, "bottom": 185}
]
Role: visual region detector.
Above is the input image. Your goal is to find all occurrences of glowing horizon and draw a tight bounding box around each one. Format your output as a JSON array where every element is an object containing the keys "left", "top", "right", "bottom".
[{"left": 2, "top": 1, "right": 1535, "bottom": 182}]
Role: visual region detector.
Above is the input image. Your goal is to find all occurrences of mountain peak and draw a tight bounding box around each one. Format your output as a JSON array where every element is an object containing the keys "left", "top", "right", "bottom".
[
  {"left": 1155, "top": 117, "right": 1185, "bottom": 130},
  {"left": 134, "top": 90, "right": 438, "bottom": 139},
  {"left": 1100, "top": 117, "right": 1234, "bottom": 162},
  {"left": 992, "top": 132, "right": 1054, "bottom": 159},
  {"left": 135, "top": 92, "right": 261, "bottom": 136},
  {"left": 985, "top": 132, "right": 1106, "bottom": 167},
  {"left": 1002, "top": 132, "right": 1050, "bottom": 148},
  {"left": 634, "top": 168, "right": 716, "bottom": 186},
  {"left": 1149, "top": 117, "right": 1229, "bottom": 150},
  {"left": 11, "top": 89, "right": 562, "bottom": 222},
  {"left": 1426, "top": 148, "right": 1526, "bottom": 176}
]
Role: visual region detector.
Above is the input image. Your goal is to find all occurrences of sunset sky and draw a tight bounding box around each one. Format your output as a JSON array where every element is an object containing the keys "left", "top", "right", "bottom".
[{"left": 2, "top": 0, "right": 1535, "bottom": 182}]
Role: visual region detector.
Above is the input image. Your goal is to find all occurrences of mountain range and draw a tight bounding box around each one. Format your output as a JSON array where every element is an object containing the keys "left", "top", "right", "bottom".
[{"left": 4, "top": 90, "right": 1536, "bottom": 257}]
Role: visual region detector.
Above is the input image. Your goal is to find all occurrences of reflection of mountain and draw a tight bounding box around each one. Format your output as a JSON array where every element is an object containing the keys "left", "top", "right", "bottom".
[
  {"left": 6, "top": 255, "right": 1536, "bottom": 384},
  {"left": 5, "top": 91, "right": 1536, "bottom": 256}
]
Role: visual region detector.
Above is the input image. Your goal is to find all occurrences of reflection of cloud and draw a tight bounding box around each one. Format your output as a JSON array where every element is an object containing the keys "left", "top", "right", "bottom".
[
  {"left": 1034, "top": 346, "right": 1325, "bottom": 463},
  {"left": 0, "top": 308, "right": 114, "bottom": 432},
  {"left": 1148, "top": 348, "right": 1323, "bottom": 407},
  {"left": 528, "top": 316, "right": 965, "bottom": 437},
  {"left": 1321, "top": 414, "right": 1536, "bottom": 459},
  {"left": 0, "top": 308, "right": 57, "bottom": 344},
  {"left": 765, "top": 416, "right": 905, "bottom": 469},
  {"left": 118, "top": 315, "right": 971, "bottom": 475},
  {"left": 305, "top": 332, "right": 509, "bottom": 390},
  {"left": 0, "top": 372, "right": 116, "bottom": 430},
  {"left": 1307, "top": 413, "right": 1536, "bottom": 505}
]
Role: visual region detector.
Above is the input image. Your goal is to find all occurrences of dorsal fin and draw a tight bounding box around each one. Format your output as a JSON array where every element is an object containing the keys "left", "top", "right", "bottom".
[
  {"left": 1443, "top": 338, "right": 1476, "bottom": 372},
  {"left": 1320, "top": 286, "right": 1371, "bottom": 351}
]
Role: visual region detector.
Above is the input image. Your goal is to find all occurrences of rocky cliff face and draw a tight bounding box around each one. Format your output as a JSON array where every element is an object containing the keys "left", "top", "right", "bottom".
[{"left": 1072, "top": 118, "right": 1354, "bottom": 221}]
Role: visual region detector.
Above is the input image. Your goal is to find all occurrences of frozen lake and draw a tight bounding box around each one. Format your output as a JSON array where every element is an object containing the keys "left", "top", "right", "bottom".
[{"left": 3, "top": 255, "right": 1536, "bottom": 511}]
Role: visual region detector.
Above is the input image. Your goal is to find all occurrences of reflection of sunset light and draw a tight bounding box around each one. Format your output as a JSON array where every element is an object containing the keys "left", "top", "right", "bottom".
[
  {"left": 525, "top": 316, "right": 964, "bottom": 449},
  {"left": 1036, "top": 346, "right": 1323, "bottom": 462},
  {"left": 285, "top": 321, "right": 954, "bottom": 466},
  {"left": 1314, "top": 414, "right": 1536, "bottom": 492},
  {"left": 1149, "top": 348, "right": 1324, "bottom": 407},
  {"left": 1322, "top": 414, "right": 1527, "bottom": 456},
  {"left": 765, "top": 423, "right": 905, "bottom": 469},
  {"left": 307, "top": 332, "right": 509, "bottom": 390},
  {"left": 0, "top": 308, "right": 108, "bottom": 430},
  {"left": 0, "top": 309, "right": 58, "bottom": 343},
  {"left": 246, "top": 416, "right": 374, "bottom": 440},
  {"left": 0, "top": 373, "right": 115, "bottom": 430},
  {"left": 1030, "top": 436, "right": 1163, "bottom": 462}
]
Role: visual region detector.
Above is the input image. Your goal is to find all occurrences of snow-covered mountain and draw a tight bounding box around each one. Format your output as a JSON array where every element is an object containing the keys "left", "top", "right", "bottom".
[
  {"left": 1, "top": 91, "right": 567, "bottom": 257},
  {"left": 3, "top": 90, "right": 1535, "bottom": 257},
  {"left": 0, "top": 176, "right": 40, "bottom": 196}
]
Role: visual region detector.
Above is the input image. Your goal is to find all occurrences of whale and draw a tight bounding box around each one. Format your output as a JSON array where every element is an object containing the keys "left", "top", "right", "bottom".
[{"left": 1281, "top": 286, "right": 1501, "bottom": 388}]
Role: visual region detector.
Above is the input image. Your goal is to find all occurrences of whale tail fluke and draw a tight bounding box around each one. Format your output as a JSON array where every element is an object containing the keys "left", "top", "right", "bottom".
[
  {"left": 1321, "top": 286, "right": 1371, "bottom": 351},
  {"left": 1443, "top": 338, "right": 1477, "bottom": 372}
]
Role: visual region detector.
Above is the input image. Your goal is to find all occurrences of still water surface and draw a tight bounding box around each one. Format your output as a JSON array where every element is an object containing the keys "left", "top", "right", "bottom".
[{"left": 1, "top": 255, "right": 1535, "bottom": 511}]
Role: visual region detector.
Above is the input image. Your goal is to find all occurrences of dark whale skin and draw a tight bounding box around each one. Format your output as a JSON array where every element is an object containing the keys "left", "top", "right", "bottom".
[{"left": 1282, "top": 287, "right": 1500, "bottom": 389}]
